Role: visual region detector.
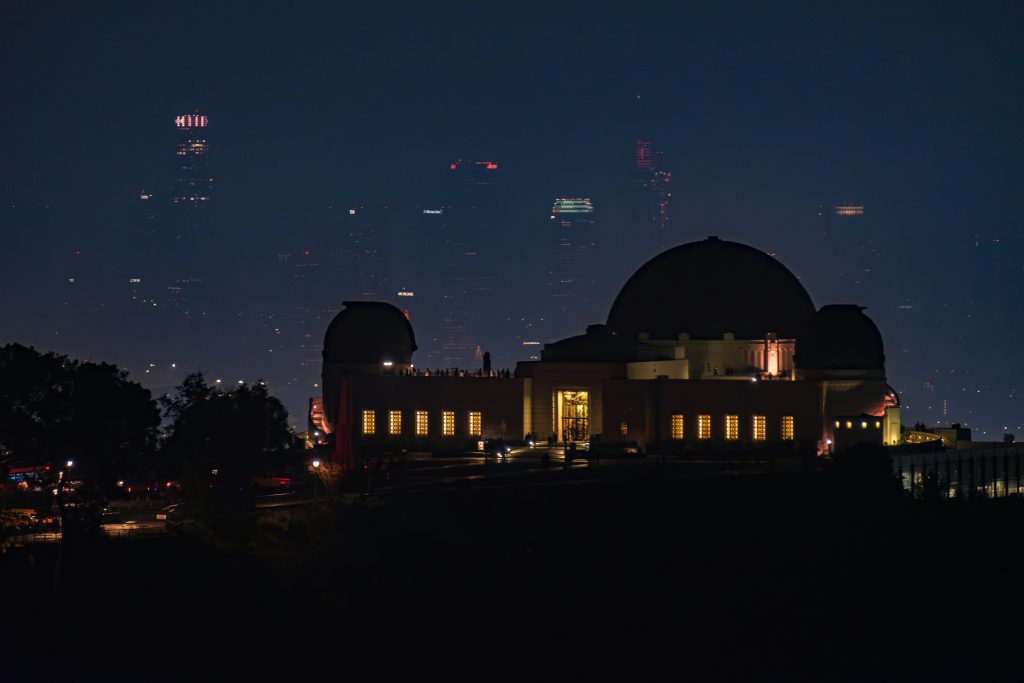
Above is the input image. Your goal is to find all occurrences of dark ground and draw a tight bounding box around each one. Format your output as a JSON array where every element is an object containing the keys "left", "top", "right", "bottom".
[{"left": 5, "top": 464, "right": 1023, "bottom": 679}]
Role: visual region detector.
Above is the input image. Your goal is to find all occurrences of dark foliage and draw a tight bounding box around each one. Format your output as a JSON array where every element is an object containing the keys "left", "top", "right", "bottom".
[
  {"left": 0, "top": 343, "right": 159, "bottom": 486},
  {"left": 830, "top": 442, "right": 905, "bottom": 500},
  {"left": 160, "top": 372, "right": 291, "bottom": 509}
]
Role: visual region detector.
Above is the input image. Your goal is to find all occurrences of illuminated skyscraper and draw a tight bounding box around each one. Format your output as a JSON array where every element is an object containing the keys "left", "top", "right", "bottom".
[
  {"left": 155, "top": 110, "right": 215, "bottom": 305},
  {"left": 170, "top": 111, "right": 212, "bottom": 214},
  {"left": 549, "top": 197, "right": 596, "bottom": 339},
  {"left": 634, "top": 139, "right": 672, "bottom": 246},
  {"left": 439, "top": 159, "right": 501, "bottom": 367}
]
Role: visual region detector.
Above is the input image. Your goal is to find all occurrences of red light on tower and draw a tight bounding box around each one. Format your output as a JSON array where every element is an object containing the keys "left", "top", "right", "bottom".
[
  {"left": 635, "top": 139, "right": 654, "bottom": 169},
  {"left": 176, "top": 113, "right": 208, "bottom": 128}
]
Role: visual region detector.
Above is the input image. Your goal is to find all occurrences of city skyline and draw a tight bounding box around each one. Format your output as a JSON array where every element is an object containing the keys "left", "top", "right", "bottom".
[{"left": 2, "top": 2, "right": 1022, "bottom": 439}]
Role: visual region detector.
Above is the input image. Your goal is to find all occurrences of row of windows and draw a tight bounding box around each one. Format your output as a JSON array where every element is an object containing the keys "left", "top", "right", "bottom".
[
  {"left": 836, "top": 419, "right": 882, "bottom": 430},
  {"left": 670, "top": 414, "right": 795, "bottom": 441},
  {"left": 363, "top": 409, "right": 482, "bottom": 437}
]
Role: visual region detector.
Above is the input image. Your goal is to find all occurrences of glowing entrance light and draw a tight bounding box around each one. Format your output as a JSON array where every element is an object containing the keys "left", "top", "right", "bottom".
[{"left": 557, "top": 391, "right": 589, "bottom": 442}]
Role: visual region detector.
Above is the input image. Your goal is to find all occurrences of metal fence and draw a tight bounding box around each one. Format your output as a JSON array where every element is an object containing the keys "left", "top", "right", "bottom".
[{"left": 892, "top": 444, "right": 1024, "bottom": 500}]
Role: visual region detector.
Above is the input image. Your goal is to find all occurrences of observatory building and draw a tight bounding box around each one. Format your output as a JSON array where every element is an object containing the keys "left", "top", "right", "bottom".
[{"left": 320, "top": 237, "right": 900, "bottom": 459}]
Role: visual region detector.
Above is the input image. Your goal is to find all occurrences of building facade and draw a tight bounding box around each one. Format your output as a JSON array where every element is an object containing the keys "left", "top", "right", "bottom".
[{"left": 321, "top": 237, "right": 901, "bottom": 461}]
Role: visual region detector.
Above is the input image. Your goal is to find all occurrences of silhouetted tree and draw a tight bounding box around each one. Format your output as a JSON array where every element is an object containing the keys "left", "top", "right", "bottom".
[
  {"left": 161, "top": 372, "right": 291, "bottom": 507},
  {"left": 830, "top": 442, "right": 904, "bottom": 500},
  {"left": 0, "top": 343, "right": 159, "bottom": 486},
  {"left": 1005, "top": 433, "right": 1016, "bottom": 444}
]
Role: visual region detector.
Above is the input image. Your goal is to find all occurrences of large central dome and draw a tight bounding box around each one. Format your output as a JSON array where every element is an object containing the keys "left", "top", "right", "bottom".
[{"left": 606, "top": 237, "right": 815, "bottom": 340}]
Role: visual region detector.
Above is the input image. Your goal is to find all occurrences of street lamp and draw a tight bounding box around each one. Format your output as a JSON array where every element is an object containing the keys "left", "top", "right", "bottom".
[
  {"left": 312, "top": 460, "right": 321, "bottom": 504},
  {"left": 66, "top": 459, "right": 74, "bottom": 469}
]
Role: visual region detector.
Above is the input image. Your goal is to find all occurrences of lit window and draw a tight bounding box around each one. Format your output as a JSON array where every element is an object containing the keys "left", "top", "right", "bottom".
[
  {"left": 698, "top": 415, "right": 711, "bottom": 440},
  {"left": 845, "top": 421, "right": 853, "bottom": 429},
  {"left": 725, "top": 415, "right": 739, "bottom": 440},
  {"left": 671, "top": 413, "right": 684, "bottom": 440},
  {"left": 620, "top": 421, "right": 629, "bottom": 436},
  {"left": 442, "top": 411, "right": 455, "bottom": 436},
  {"left": 469, "top": 411, "right": 482, "bottom": 437},
  {"left": 835, "top": 420, "right": 841, "bottom": 428},
  {"left": 753, "top": 415, "right": 766, "bottom": 441},
  {"left": 861, "top": 421, "right": 868, "bottom": 429},
  {"left": 875, "top": 421, "right": 881, "bottom": 429},
  {"left": 415, "top": 411, "right": 429, "bottom": 436},
  {"left": 389, "top": 410, "right": 402, "bottom": 436},
  {"left": 362, "top": 409, "right": 375, "bottom": 436},
  {"left": 782, "top": 416, "right": 794, "bottom": 440}
]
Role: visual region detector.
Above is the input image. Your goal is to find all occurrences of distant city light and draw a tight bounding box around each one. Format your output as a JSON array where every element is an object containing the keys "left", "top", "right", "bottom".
[
  {"left": 397, "top": 291, "right": 414, "bottom": 297},
  {"left": 551, "top": 198, "right": 594, "bottom": 214},
  {"left": 422, "top": 209, "right": 443, "bottom": 215},
  {"left": 834, "top": 204, "right": 864, "bottom": 216}
]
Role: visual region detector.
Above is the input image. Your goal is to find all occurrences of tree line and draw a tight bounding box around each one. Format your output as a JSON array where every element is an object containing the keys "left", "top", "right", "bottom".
[{"left": 0, "top": 343, "right": 295, "bottom": 493}]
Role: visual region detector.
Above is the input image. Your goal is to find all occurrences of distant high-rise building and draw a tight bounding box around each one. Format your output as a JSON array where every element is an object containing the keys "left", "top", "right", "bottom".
[
  {"left": 812, "top": 201, "right": 880, "bottom": 297},
  {"left": 439, "top": 159, "right": 501, "bottom": 367},
  {"left": 170, "top": 111, "right": 212, "bottom": 213},
  {"left": 635, "top": 139, "right": 656, "bottom": 170},
  {"left": 634, "top": 139, "right": 672, "bottom": 246},
  {"left": 342, "top": 205, "right": 390, "bottom": 299},
  {"left": 549, "top": 197, "right": 596, "bottom": 339},
  {"left": 152, "top": 109, "right": 215, "bottom": 305}
]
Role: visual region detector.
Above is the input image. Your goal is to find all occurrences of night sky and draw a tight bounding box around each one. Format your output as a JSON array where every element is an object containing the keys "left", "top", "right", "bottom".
[{"left": 2, "top": 1, "right": 1021, "bottom": 437}]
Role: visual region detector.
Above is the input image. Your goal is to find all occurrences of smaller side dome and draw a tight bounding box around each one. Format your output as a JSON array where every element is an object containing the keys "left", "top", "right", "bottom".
[
  {"left": 795, "top": 305, "right": 884, "bottom": 370},
  {"left": 323, "top": 301, "right": 417, "bottom": 366}
]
